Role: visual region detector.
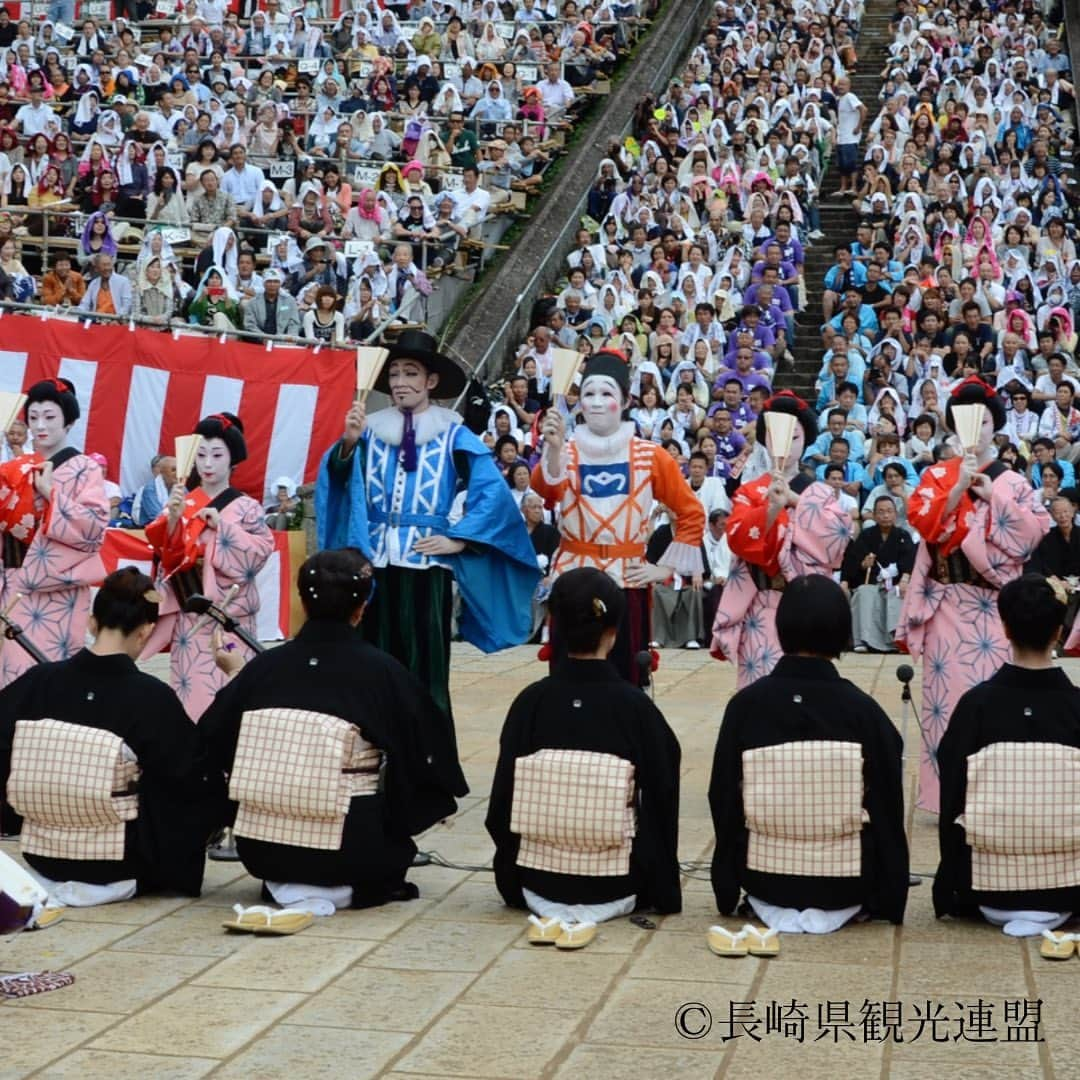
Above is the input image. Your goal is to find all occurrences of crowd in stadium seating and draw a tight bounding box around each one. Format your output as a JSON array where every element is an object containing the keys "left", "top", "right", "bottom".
[
  {"left": 489, "top": 0, "right": 1078, "bottom": 647},
  {"left": 0, "top": 0, "right": 646, "bottom": 340}
]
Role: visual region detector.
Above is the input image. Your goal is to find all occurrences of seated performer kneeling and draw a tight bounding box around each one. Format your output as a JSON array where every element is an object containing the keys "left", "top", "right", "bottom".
[
  {"left": 201, "top": 548, "right": 467, "bottom": 914},
  {"left": 709, "top": 574, "right": 909, "bottom": 933},
  {"left": 0, "top": 569, "right": 219, "bottom": 908},
  {"left": 486, "top": 567, "right": 681, "bottom": 948},
  {"left": 935, "top": 574, "right": 1080, "bottom": 939}
]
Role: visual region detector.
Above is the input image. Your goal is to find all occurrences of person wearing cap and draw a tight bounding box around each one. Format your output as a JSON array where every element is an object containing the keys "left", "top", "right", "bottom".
[
  {"left": 710, "top": 391, "right": 853, "bottom": 690},
  {"left": 243, "top": 266, "right": 301, "bottom": 338},
  {"left": 316, "top": 330, "right": 539, "bottom": 723},
  {"left": 0, "top": 380, "right": 109, "bottom": 689},
  {"left": 896, "top": 378, "right": 1050, "bottom": 814},
  {"left": 534, "top": 349, "right": 705, "bottom": 686},
  {"left": 292, "top": 235, "right": 342, "bottom": 296}
]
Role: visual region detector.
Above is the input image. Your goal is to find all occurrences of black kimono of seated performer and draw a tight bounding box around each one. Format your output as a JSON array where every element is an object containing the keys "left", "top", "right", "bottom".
[
  {"left": 0, "top": 649, "right": 219, "bottom": 897},
  {"left": 935, "top": 663, "right": 1080, "bottom": 918},
  {"left": 200, "top": 618, "right": 468, "bottom": 908},
  {"left": 709, "top": 653, "right": 910, "bottom": 924},
  {"left": 485, "top": 657, "right": 683, "bottom": 914}
]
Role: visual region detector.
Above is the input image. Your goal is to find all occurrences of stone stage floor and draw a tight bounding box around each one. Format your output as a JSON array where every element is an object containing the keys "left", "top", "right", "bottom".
[{"left": 2, "top": 646, "right": 1077, "bottom": 1079}]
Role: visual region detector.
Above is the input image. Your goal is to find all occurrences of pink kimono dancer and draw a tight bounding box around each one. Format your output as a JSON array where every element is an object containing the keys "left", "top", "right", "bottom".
[
  {"left": 898, "top": 468, "right": 1049, "bottom": 813},
  {"left": 0, "top": 454, "right": 108, "bottom": 687},
  {"left": 711, "top": 481, "right": 853, "bottom": 690},
  {"left": 141, "top": 494, "right": 274, "bottom": 721}
]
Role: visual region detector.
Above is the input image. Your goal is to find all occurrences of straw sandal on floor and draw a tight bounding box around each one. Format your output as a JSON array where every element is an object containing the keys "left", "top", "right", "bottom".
[
  {"left": 742, "top": 924, "right": 780, "bottom": 957},
  {"left": 555, "top": 922, "right": 597, "bottom": 950},
  {"left": 222, "top": 904, "right": 314, "bottom": 936},
  {"left": 1040, "top": 930, "right": 1076, "bottom": 960},
  {"left": 527, "top": 915, "right": 563, "bottom": 945},
  {"left": 28, "top": 907, "right": 65, "bottom": 931},
  {"left": 706, "top": 926, "right": 748, "bottom": 957}
]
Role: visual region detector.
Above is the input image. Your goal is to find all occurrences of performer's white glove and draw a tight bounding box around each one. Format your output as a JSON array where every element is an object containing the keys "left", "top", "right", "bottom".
[{"left": 624, "top": 562, "right": 670, "bottom": 588}]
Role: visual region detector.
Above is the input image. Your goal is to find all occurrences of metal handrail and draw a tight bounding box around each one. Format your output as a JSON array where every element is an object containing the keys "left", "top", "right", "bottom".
[{"left": 0, "top": 286, "right": 424, "bottom": 349}]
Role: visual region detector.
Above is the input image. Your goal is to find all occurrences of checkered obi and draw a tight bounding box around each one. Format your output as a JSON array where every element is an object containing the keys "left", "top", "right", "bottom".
[
  {"left": 743, "top": 741, "right": 868, "bottom": 879},
  {"left": 511, "top": 749, "right": 636, "bottom": 877},
  {"left": 960, "top": 742, "right": 1080, "bottom": 893},
  {"left": 8, "top": 719, "right": 140, "bottom": 863},
  {"left": 230, "top": 708, "right": 383, "bottom": 851}
]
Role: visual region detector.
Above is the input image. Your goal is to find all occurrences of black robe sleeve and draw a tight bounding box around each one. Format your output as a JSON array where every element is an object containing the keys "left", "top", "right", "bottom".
[
  {"left": 840, "top": 533, "right": 868, "bottom": 590},
  {"left": 860, "top": 700, "right": 910, "bottom": 924},
  {"left": 630, "top": 696, "right": 683, "bottom": 914},
  {"left": 933, "top": 686, "right": 981, "bottom": 918},
  {"left": 708, "top": 696, "right": 747, "bottom": 915},
  {"left": 485, "top": 682, "right": 540, "bottom": 909},
  {"left": 895, "top": 530, "right": 916, "bottom": 576}
]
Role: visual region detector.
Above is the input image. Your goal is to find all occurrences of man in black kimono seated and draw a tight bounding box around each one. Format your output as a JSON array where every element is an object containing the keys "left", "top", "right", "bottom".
[
  {"left": 0, "top": 568, "right": 218, "bottom": 908},
  {"left": 841, "top": 495, "right": 916, "bottom": 654},
  {"left": 201, "top": 547, "right": 467, "bottom": 915},
  {"left": 935, "top": 574, "right": 1080, "bottom": 941},
  {"left": 486, "top": 567, "right": 681, "bottom": 950},
  {"left": 709, "top": 574, "right": 909, "bottom": 934}
]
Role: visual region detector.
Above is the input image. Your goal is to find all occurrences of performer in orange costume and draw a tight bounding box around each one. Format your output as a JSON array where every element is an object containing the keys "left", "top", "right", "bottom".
[{"left": 531, "top": 350, "right": 705, "bottom": 685}]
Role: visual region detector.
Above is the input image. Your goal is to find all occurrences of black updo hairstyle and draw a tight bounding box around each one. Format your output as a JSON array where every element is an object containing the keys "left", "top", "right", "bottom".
[
  {"left": 194, "top": 412, "right": 248, "bottom": 465},
  {"left": 548, "top": 567, "right": 625, "bottom": 655},
  {"left": 945, "top": 376, "right": 1006, "bottom": 433},
  {"left": 776, "top": 574, "right": 851, "bottom": 659},
  {"left": 24, "top": 377, "right": 79, "bottom": 426},
  {"left": 299, "top": 547, "right": 375, "bottom": 621},
  {"left": 188, "top": 412, "right": 247, "bottom": 487},
  {"left": 998, "top": 573, "right": 1066, "bottom": 652},
  {"left": 754, "top": 388, "right": 818, "bottom": 447},
  {"left": 92, "top": 566, "right": 160, "bottom": 635}
]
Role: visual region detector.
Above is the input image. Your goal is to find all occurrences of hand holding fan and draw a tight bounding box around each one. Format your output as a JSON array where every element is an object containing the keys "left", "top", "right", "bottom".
[
  {"left": 356, "top": 346, "right": 390, "bottom": 404},
  {"left": 174, "top": 434, "right": 202, "bottom": 483},
  {"left": 0, "top": 393, "right": 26, "bottom": 439}
]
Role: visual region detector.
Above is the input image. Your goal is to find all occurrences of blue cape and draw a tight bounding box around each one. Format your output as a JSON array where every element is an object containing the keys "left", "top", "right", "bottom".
[{"left": 315, "top": 426, "right": 539, "bottom": 653}]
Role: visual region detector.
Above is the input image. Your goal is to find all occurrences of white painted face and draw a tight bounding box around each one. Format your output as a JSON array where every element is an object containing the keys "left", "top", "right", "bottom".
[
  {"left": 195, "top": 436, "right": 231, "bottom": 487},
  {"left": 580, "top": 375, "right": 624, "bottom": 437},
  {"left": 26, "top": 400, "right": 68, "bottom": 456}
]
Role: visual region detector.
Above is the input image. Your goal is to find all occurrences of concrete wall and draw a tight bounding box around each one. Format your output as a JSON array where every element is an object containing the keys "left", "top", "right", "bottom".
[{"left": 444, "top": 0, "right": 716, "bottom": 382}]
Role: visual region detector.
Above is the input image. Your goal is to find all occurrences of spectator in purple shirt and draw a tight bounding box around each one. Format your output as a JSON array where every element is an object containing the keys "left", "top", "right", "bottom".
[
  {"left": 709, "top": 378, "right": 758, "bottom": 431},
  {"left": 723, "top": 306, "right": 776, "bottom": 360}
]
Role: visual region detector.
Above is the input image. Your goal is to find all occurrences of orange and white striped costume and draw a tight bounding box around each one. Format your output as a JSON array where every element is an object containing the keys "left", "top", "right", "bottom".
[{"left": 531, "top": 422, "right": 705, "bottom": 587}]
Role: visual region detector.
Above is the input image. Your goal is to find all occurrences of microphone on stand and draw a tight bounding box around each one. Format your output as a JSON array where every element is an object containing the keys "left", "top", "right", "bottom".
[
  {"left": 636, "top": 649, "right": 654, "bottom": 699},
  {"left": 896, "top": 663, "right": 921, "bottom": 887},
  {"left": 182, "top": 593, "right": 266, "bottom": 654}
]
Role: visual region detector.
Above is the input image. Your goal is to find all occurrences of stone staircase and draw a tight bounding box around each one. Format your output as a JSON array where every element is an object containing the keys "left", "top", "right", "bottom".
[{"left": 784, "top": 0, "right": 895, "bottom": 401}]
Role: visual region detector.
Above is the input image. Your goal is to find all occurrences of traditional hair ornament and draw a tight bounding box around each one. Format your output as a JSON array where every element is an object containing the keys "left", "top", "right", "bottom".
[
  {"left": 763, "top": 388, "right": 809, "bottom": 412},
  {"left": 208, "top": 412, "right": 233, "bottom": 429},
  {"left": 142, "top": 589, "right": 162, "bottom": 604},
  {"left": 949, "top": 374, "right": 996, "bottom": 399},
  {"left": 591, "top": 597, "right": 607, "bottom": 617}
]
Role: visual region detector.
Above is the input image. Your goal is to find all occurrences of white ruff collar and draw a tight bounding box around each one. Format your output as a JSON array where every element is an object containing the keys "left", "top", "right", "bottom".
[
  {"left": 366, "top": 404, "right": 458, "bottom": 447},
  {"left": 574, "top": 421, "right": 634, "bottom": 462}
]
